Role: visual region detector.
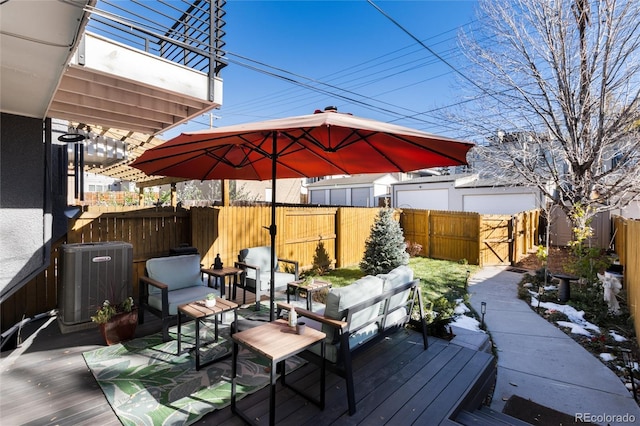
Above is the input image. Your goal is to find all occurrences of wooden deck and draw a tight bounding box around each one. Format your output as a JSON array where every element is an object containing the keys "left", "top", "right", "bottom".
[{"left": 0, "top": 296, "right": 496, "bottom": 425}]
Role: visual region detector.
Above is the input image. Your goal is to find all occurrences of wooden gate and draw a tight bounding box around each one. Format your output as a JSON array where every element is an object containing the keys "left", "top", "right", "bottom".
[
  {"left": 479, "top": 215, "right": 512, "bottom": 266},
  {"left": 282, "top": 207, "right": 337, "bottom": 270}
]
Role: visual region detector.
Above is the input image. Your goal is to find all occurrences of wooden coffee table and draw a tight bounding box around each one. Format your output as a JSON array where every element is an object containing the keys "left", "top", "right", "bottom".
[
  {"left": 287, "top": 279, "right": 332, "bottom": 310},
  {"left": 231, "top": 319, "right": 326, "bottom": 426},
  {"left": 177, "top": 298, "right": 238, "bottom": 370},
  {"left": 204, "top": 266, "right": 243, "bottom": 299}
]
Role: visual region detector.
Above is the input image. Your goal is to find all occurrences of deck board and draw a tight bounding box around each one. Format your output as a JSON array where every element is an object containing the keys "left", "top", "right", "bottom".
[{"left": 1, "top": 304, "right": 494, "bottom": 426}]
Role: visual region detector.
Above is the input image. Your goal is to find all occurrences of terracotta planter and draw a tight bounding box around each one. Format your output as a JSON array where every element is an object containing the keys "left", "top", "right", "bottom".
[{"left": 99, "top": 309, "right": 138, "bottom": 345}]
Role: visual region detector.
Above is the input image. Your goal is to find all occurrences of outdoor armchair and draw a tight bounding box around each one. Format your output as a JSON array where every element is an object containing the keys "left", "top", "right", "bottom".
[
  {"left": 138, "top": 254, "right": 217, "bottom": 341},
  {"left": 234, "top": 246, "right": 299, "bottom": 311}
]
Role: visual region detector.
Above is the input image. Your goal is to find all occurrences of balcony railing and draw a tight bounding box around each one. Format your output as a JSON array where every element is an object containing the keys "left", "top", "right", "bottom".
[{"left": 86, "top": 0, "right": 227, "bottom": 77}]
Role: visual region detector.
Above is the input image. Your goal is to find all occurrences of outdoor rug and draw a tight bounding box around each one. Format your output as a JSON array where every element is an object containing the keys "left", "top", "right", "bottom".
[{"left": 83, "top": 318, "right": 305, "bottom": 426}]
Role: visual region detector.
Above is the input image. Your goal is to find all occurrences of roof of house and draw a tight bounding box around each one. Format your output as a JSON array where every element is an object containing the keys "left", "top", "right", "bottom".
[
  {"left": 306, "top": 173, "right": 396, "bottom": 188},
  {"left": 391, "top": 173, "right": 542, "bottom": 191}
]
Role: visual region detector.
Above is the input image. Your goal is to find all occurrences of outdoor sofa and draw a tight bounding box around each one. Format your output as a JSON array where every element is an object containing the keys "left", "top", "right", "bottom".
[{"left": 278, "top": 265, "right": 427, "bottom": 415}]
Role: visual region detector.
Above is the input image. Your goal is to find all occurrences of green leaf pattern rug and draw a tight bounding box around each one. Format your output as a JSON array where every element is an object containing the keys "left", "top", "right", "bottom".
[{"left": 83, "top": 320, "right": 304, "bottom": 425}]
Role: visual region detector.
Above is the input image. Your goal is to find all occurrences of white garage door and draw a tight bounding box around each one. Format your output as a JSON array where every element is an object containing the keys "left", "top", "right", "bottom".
[
  {"left": 463, "top": 193, "right": 535, "bottom": 214},
  {"left": 351, "top": 188, "right": 371, "bottom": 207},
  {"left": 330, "top": 189, "right": 347, "bottom": 205},
  {"left": 396, "top": 189, "right": 448, "bottom": 210},
  {"left": 310, "top": 190, "right": 326, "bottom": 205}
]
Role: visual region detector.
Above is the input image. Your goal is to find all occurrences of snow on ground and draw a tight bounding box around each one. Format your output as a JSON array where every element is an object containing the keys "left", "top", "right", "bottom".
[
  {"left": 599, "top": 353, "right": 616, "bottom": 362},
  {"left": 556, "top": 320, "right": 593, "bottom": 336},
  {"left": 530, "top": 295, "right": 601, "bottom": 336},
  {"left": 609, "top": 330, "right": 628, "bottom": 342},
  {"left": 454, "top": 298, "right": 470, "bottom": 315},
  {"left": 450, "top": 314, "right": 483, "bottom": 332},
  {"left": 449, "top": 299, "right": 484, "bottom": 332}
]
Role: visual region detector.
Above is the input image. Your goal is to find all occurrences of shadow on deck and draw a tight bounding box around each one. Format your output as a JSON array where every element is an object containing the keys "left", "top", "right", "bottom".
[{"left": 0, "top": 295, "right": 497, "bottom": 425}]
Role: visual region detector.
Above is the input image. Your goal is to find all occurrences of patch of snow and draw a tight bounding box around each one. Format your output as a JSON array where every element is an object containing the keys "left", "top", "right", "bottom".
[
  {"left": 556, "top": 320, "right": 593, "bottom": 336},
  {"left": 450, "top": 314, "right": 483, "bottom": 332},
  {"left": 599, "top": 353, "right": 616, "bottom": 362},
  {"left": 454, "top": 299, "right": 470, "bottom": 315},
  {"left": 609, "top": 330, "right": 627, "bottom": 342},
  {"left": 531, "top": 296, "right": 600, "bottom": 336}
]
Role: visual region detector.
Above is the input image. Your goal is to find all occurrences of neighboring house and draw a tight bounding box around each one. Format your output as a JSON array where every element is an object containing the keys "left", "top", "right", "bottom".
[
  {"left": 391, "top": 173, "right": 635, "bottom": 248},
  {"left": 392, "top": 174, "right": 545, "bottom": 215},
  {"left": 548, "top": 208, "right": 612, "bottom": 248},
  {"left": 235, "top": 179, "right": 303, "bottom": 204},
  {"left": 0, "top": 1, "right": 227, "bottom": 302},
  {"left": 306, "top": 173, "right": 399, "bottom": 207},
  {"left": 156, "top": 178, "right": 304, "bottom": 205},
  {"left": 619, "top": 201, "right": 640, "bottom": 220}
]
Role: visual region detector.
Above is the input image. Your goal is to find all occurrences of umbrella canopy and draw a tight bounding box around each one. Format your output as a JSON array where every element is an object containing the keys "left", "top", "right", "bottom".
[
  {"left": 131, "top": 109, "right": 474, "bottom": 319},
  {"left": 131, "top": 109, "right": 473, "bottom": 181}
]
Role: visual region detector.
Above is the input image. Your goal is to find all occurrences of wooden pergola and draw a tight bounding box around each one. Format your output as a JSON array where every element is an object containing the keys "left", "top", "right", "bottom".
[{"left": 70, "top": 123, "right": 231, "bottom": 206}]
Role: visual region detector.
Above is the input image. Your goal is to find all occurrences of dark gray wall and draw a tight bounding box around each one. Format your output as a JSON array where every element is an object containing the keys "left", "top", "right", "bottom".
[{"left": 0, "top": 113, "right": 53, "bottom": 302}]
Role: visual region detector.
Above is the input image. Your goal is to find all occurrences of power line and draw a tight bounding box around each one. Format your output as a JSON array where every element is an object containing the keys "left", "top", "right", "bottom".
[
  {"left": 367, "top": 0, "right": 502, "bottom": 105},
  {"left": 205, "top": 10, "right": 496, "bottom": 136}
]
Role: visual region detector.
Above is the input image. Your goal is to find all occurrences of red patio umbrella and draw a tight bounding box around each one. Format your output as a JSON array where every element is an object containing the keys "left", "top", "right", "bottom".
[{"left": 131, "top": 108, "right": 474, "bottom": 320}]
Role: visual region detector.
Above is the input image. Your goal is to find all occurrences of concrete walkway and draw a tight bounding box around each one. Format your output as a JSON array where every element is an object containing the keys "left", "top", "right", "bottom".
[{"left": 467, "top": 266, "right": 640, "bottom": 425}]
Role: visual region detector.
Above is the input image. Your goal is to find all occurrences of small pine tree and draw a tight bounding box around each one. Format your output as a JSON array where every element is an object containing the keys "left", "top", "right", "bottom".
[
  {"left": 312, "top": 241, "right": 332, "bottom": 275},
  {"left": 360, "top": 208, "right": 409, "bottom": 275}
]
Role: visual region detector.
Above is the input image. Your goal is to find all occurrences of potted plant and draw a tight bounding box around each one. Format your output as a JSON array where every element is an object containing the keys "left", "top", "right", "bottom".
[
  {"left": 91, "top": 296, "right": 137, "bottom": 345},
  {"left": 300, "top": 276, "right": 315, "bottom": 287},
  {"left": 205, "top": 293, "right": 217, "bottom": 308}
]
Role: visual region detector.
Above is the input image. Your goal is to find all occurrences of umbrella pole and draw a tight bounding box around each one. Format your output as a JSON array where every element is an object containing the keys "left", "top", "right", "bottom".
[{"left": 269, "top": 132, "right": 277, "bottom": 322}]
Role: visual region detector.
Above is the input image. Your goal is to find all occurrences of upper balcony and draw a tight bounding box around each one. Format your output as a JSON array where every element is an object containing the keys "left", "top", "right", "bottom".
[{"left": 1, "top": 0, "right": 226, "bottom": 136}]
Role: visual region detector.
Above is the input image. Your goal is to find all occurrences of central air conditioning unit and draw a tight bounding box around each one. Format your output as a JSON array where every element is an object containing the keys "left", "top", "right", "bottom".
[{"left": 58, "top": 241, "right": 133, "bottom": 333}]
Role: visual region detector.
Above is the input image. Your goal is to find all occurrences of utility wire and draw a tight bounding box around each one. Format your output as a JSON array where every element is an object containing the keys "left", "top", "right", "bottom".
[
  {"left": 367, "top": 0, "right": 502, "bottom": 105},
  {"left": 218, "top": 14, "right": 483, "bottom": 109}
]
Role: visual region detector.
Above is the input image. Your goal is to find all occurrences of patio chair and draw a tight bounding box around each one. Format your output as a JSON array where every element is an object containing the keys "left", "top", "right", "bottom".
[
  {"left": 138, "top": 254, "right": 216, "bottom": 341},
  {"left": 234, "top": 246, "right": 299, "bottom": 311}
]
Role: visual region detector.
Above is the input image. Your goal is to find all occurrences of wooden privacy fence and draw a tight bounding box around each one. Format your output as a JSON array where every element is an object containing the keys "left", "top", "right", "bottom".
[
  {"left": 401, "top": 209, "right": 540, "bottom": 266},
  {"left": 612, "top": 216, "right": 640, "bottom": 344},
  {"left": 191, "top": 206, "right": 341, "bottom": 272},
  {"left": 3, "top": 206, "right": 540, "bottom": 332}
]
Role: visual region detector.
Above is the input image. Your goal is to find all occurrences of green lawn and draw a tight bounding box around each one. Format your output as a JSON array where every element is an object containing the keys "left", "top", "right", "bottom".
[{"left": 306, "top": 257, "right": 478, "bottom": 305}]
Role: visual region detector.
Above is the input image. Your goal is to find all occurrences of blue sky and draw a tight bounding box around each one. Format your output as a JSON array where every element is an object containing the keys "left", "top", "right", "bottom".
[{"left": 160, "top": 0, "right": 480, "bottom": 140}]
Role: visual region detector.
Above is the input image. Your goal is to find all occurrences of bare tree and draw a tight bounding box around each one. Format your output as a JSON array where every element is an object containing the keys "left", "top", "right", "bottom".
[{"left": 454, "top": 0, "right": 640, "bottom": 238}]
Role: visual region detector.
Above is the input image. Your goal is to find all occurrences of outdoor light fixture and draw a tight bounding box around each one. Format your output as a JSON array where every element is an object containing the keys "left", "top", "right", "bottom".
[
  {"left": 57, "top": 133, "right": 86, "bottom": 143},
  {"left": 621, "top": 349, "right": 638, "bottom": 402},
  {"left": 480, "top": 302, "right": 486, "bottom": 328},
  {"left": 537, "top": 286, "right": 544, "bottom": 312},
  {"left": 59, "top": 131, "right": 87, "bottom": 202}
]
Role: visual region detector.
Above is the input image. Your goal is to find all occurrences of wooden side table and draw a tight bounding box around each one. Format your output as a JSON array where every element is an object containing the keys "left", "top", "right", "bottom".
[
  {"left": 287, "top": 279, "right": 332, "bottom": 310},
  {"left": 231, "top": 319, "right": 326, "bottom": 426},
  {"left": 203, "top": 266, "right": 243, "bottom": 299},
  {"left": 177, "top": 298, "right": 238, "bottom": 370}
]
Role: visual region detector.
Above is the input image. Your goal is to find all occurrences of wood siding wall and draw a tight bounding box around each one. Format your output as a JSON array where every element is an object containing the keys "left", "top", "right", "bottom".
[
  {"left": 613, "top": 216, "right": 640, "bottom": 345},
  {"left": 2, "top": 206, "right": 540, "bottom": 333}
]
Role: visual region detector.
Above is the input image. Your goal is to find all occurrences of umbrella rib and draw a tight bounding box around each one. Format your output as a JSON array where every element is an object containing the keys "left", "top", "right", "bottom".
[
  {"left": 134, "top": 150, "right": 212, "bottom": 176},
  {"left": 201, "top": 134, "right": 272, "bottom": 179},
  {"left": 279, "top": 131, "right": 351, "bottom": 176}
]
